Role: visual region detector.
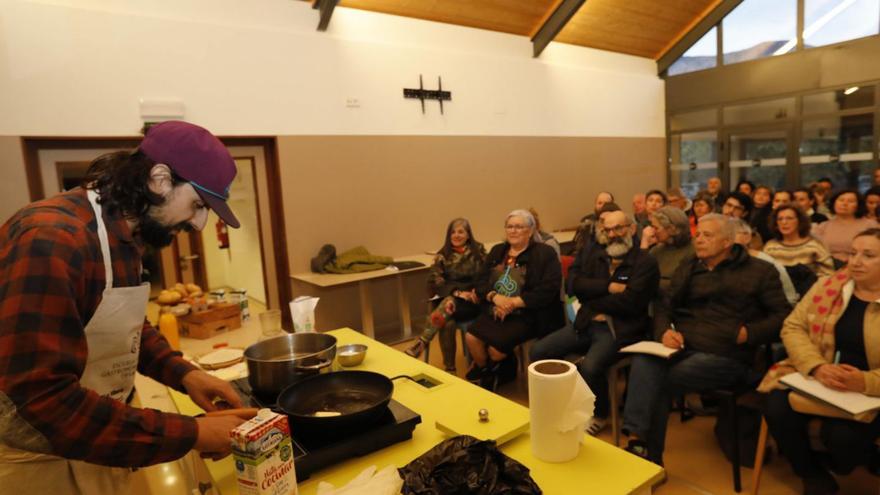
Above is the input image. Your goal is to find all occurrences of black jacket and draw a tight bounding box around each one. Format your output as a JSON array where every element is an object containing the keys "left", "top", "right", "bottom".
[
  {"left": 571, "top": 245, "right": 660, "bottom": 346},
  {"left": 653, "top": 244, "right": 792, "bottom": 363},
  {"left": 476, "top": 241, "right": 564, "bottom": 339}
]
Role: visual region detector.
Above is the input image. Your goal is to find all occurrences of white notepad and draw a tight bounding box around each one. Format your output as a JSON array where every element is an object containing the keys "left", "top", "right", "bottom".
[
  {"left": 620, "top": 341, "right": 681, "bottom": 359},
  {"left": 781, "top": 372, "right": 880, "bottom": 416}
]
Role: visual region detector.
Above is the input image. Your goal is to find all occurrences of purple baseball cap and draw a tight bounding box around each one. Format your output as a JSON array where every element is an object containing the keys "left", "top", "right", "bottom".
[{"left": 139, "top": 121, "right": 240, "bottom": 228}]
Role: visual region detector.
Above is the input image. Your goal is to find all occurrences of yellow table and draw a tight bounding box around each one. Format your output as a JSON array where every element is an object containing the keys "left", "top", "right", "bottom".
[
  {"left": 171, "top": 328, "right": 664, "bottom": 494},
  {"left": 291, "top": 254, "right": 435, "bottom": 339}
]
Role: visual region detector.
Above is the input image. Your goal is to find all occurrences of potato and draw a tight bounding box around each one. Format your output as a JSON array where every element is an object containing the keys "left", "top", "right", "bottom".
[
  {"left": 185, "top": 283, "right": 202, "bottom": 294},
  {"left": 157, "top": 290, "right": 181, "bottom": 305}
]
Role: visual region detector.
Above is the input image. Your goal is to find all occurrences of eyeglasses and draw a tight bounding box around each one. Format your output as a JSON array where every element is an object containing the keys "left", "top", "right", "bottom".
[
  {"left": 505, "top": 224, "right": 529, "bottom": 231},
  {"left": 602, "top": 224, "right": 630, "bottom": 235}
]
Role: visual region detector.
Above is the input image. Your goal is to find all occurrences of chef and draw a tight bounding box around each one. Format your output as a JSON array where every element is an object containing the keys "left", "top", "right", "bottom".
[{"left": 0, "top": 121, "right": 247, "bottom": 493}]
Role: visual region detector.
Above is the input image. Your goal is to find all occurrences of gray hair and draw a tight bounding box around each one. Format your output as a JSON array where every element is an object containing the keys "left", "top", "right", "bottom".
[
  {"left": 505, "top": 209, "right": 542, "bottom": 243},
  {"left": 731, "top": 218, "right": 752, "bottom": 236},
  {"left": 698, "top": 213, "right": 736, "bottom": 241},
  {"left": 651, "top": 206, "right": 691, "bottom": 247}
]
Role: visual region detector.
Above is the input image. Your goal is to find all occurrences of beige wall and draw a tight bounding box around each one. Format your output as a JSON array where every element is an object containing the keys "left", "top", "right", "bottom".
[
  {"left": 278, "top": 135, "right": 665, "bottom": 333},
  {"left": 0, "top": 137, "right": 30, "bottom": 223}
]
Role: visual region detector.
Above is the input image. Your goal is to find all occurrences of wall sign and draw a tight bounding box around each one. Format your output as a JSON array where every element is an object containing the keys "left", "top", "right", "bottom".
[{"left": 403, "top": 75, "right": 452, "bottom": 114}]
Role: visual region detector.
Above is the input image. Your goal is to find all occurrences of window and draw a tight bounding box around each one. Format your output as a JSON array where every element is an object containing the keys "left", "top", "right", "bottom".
[
  {"left": 723, "top": 0, "right": 797, "bottom": 64},
  {"left": 803, "top": 86, "right": 876, "bottom": 114},
  {"left": 668, "top": 27, "right": 717, "bottom": 76},
  {"left": 723, "top": 97, "right": 795, "bottom": 125},
  {"left": 669, "top": 131, "right": 718, "bottom": 198},
  {"left": 729, "top": 130, "right": 789, "bottom": 191},
  {"left": 800, "top": 114, "right": 875, "bottom": 190},
  {"left": 804, "top": 0, "right": 880, "bottom": 48}
]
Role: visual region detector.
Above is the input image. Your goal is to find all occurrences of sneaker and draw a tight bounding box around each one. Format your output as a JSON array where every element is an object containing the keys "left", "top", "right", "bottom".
[
  {"left": 404, "top": 339, "right": 426, "bottom": 358},
  {"left": 585, "top": 417, "right": 608, "bottom": 436},
  {"left": 625, "top": 439, "right": 649, "bottom": 460},
  {"left": 480, "top": 367, "right": 499, "bottom": 392},
  {"left": 497, "top": 355, "right": 518, "bottom": 385},
  {"left": 802, "top": 470, "right": 839, "bottom": 495}
]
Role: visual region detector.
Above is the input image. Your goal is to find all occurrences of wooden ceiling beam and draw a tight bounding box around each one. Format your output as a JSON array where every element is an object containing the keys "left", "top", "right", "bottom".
[
  {"left": 531, "top": 0, "right": 587, "bottom": 58},
  {"left": 655, "top": 0, "right": 743, "bottom": 76},
  {"left": 313, "top": 0, "right": 339, "bottom": 32}
]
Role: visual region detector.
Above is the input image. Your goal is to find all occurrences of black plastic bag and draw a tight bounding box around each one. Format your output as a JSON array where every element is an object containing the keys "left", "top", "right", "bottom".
[{"left": 399, "top": 435, "right": 541, "bottom": 495}]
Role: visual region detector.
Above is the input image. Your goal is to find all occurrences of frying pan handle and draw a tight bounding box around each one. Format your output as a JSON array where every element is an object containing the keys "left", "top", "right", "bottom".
[
  {"left": 292, "top": 359, "right": 332, "bottom": 371},
  {"left": 389, "top": 375, "right": 417, "bottom": 383}
]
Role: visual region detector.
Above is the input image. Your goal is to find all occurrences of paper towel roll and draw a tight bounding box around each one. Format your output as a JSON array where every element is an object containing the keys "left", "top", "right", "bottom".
[{"left": 528, "top": 359, "right": 595, "bottom": 463}]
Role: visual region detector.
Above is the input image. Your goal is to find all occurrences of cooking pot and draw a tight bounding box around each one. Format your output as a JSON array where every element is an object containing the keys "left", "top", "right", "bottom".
[
  {"left": 244, "top": 333, "right": 337, "bottom": 396},
  {"left": 276, "top": 370, "right": 394, "bottom": 431}
]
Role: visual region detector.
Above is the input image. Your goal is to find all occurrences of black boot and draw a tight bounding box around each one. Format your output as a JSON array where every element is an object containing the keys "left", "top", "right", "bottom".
[{"left": 480, "top": 360, "right": 501, "bottom": 391}]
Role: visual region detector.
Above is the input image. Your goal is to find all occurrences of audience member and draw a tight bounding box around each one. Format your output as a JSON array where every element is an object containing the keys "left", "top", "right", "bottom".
[
  {"left": 772, "top": 189, "right": 793, "bottom": 211},
  {"left": 763, "top": 204, "right": 834, "bottom": 278},
  {"left": 529, "top": 207, "right": 561, "bottom": 259},
  {"left": 646, "top": 206, "right": 694, "bottom": 296},
  {"left": 638, "top": 189, "right": 668, "bottom": 231},
  {"left": 405, "top": 218, "right": 486, "bottom": 369},
  {"left": 722, "top": 191, "right": 753, "bottom": 221},
  {"left": 813, "top": 189, "right": 879, "bottom": 267},
  {"left": 572, "top": 201, "right": 622, "bottom": 259},
  {"left": 465, "top": 209, "right": 564, "bottom": 391},
  {"left": 793, "top": 186, "right": 828, "bottom": 224},
  {"left": 750, "top": 185, "right": 774, "bottom": 242},
  {"left": 758, "top": 229, "right": 880, "bottom": 495},
  {"left": 865, "top": 186, "right": 880, "bottom": 222},
  {"left": 666, "top": 187, "right": 691, "bottom": 213},
  {"left": 874, "top": 168, "right": 880, "bottom": 187},
  {"left": 570, "top": 193, "right": 617, "bottom": 256},
  {"left": 818, "top": 177, "right": 834, "bottom": 195},
  {"left": 689, "top": 191, "right": 714, "bottom": 236},
  {"left": 621, "top": 214, "right": 790, "bottom": 465},
  {"left": 733, "top": 219, "right": 798, "bottom": 305},
  {"left": 568, "top": 202, "right": 622, "bottom": 294},
  {"left": 735, "top": 179, "right": 755, "bottom": 196},
  {"left": 530, "top": 211, "right": 659, "bottom": 436},
  {"left": 633, "top": 193, "right": 647, "bottom": 227},
  {"left": 812, "top": 182, "right": 832, "bottom": 217},
  {"left": 706, "top": 177, "right": 727, "bottom": 211}
]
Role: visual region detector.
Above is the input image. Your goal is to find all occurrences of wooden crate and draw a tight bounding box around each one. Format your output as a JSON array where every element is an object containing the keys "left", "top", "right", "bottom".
[{"left": 179, "top": 303, "right": 242, "bottom": 339}]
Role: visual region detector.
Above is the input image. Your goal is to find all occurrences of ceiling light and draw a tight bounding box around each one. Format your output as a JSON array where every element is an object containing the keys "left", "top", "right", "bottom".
[{"left": 844, "top": 86, "right": 859, "bottom": 95}]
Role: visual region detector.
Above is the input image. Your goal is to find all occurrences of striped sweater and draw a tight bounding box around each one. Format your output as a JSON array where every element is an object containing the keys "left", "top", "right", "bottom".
[{"left": 762, "top": 237, "right": 835, "bottom": 276}]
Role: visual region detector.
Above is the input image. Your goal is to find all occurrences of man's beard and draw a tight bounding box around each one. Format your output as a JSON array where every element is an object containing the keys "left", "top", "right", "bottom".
[
  {"left": 594, "top": 227, "right": 609, "bottom": 246},
  {"left": 136, "top": 211, "right": 193, "bottom": 248},
  {"left": 605, "top": 235, "right": 633, "bottom": 258}
]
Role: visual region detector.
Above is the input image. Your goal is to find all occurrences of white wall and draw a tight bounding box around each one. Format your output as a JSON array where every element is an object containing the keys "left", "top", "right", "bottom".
[{"left": 0, "top": 0, "right": 664, "bottom": 138}]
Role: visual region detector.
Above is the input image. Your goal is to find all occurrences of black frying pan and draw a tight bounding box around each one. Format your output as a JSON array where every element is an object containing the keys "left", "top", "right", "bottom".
[{"left": 276, "top": 370, "right": 395, "bottom": 430}]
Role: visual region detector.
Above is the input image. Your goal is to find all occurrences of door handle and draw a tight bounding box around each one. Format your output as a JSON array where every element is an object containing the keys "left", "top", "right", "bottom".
[{"left": 181, "top": 255, "right": 200, "bottom": 261}]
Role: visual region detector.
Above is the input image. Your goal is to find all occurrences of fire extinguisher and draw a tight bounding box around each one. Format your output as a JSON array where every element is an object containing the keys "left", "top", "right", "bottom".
[{"left": 216, "top": 219, "right": 230, "bottom": 249}]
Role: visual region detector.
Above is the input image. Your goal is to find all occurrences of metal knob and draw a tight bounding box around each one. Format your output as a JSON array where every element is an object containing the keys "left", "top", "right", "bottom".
[{"left": 478, "top": 408, "right": 489, "bottom": 422}]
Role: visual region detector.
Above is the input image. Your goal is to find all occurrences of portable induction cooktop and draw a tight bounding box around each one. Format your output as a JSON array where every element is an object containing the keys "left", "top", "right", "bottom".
[{"left": 230, "top": 377, "right": 421, "bottom": 480}]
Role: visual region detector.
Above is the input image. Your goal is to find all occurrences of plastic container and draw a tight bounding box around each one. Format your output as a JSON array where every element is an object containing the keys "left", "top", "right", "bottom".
[{"left": 158, "top": 310, "right": 180, "bottom": 350}]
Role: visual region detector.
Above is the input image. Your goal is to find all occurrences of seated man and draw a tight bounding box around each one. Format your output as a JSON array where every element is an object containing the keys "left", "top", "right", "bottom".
[
  {"left": 530, "top": 211, "right": 659, "bottom": 435},
  {"left": 621, "top": 214, "right": 791, "bottom": 465}
]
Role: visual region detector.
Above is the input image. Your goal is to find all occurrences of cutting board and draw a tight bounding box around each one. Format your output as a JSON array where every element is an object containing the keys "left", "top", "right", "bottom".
[{"left": 433, "top": 389, "right": 529, "bottom": 445}]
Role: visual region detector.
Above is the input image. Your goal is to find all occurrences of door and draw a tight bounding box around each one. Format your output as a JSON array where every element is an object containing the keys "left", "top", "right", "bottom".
[
  {"left": 172, "top": 231, "right": 207, "bottom": 288},
  {"left": 723, "top": 125, "right": 794, "bottom": 191},
  {"left": 669, "top": 130, "right": 720, "bottom": 197}
]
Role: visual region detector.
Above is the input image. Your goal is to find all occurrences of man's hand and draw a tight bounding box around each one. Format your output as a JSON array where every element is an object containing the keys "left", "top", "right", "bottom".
[
  {"left": 182, "top": 370, "right": 243, "bottom": 412},
  {"left": 813, "top": 364, "right": 865, "bottom": 392},
  {"left": 661, "top": 329, "right": 685, "bottom": 349},
  {"left": 608, "top": 282, "right": 627, "bottom": 294},
  {"left": 736, "top": 326, "right": 748, "bottom": 344},
  {"left": 640, "top": 226, "right": 657, "bottom": 249},
  {"left": 194, "top": 415, "right": 246, "bottom": 460}
]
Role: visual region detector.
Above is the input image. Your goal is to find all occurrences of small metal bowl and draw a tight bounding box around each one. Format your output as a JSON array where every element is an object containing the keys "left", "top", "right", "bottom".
[{"left": 336, "top": 344, "right": 368, "bottom": 367}]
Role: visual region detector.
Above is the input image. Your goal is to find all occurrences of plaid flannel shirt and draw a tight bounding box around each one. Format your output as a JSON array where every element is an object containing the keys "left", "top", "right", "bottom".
[{"left": 0, "top": 188, "right": 199, "bottom": 467}]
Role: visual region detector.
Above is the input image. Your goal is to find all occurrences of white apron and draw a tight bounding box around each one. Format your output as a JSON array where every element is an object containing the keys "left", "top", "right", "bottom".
[{"left": 0, "top": 189, "right": 151, "bottom": 494}]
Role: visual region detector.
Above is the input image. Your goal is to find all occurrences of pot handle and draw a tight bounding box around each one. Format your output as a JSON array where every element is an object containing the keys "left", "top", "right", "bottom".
[{"left": 292, "top": 358, "right": 332, "bottom": 371}]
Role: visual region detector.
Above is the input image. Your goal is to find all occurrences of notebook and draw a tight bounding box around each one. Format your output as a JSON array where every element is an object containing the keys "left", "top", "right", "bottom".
[
  {"left": 780, "top": 372, "right": 880, "bottom": 416},
  {"left": 620, "top": 341, "right": 681, "bottom": 359}
]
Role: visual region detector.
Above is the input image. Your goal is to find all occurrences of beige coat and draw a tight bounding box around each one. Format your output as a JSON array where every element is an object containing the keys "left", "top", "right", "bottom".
[{"left": 758, "top": 277, "right": 880, "bottom": 396}]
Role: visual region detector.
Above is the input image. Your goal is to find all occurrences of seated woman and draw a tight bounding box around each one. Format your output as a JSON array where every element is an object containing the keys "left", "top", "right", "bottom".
[
  {"left": 813, "top": 189, "right": 879, "bottom": 267},
  {"left": 749, "top": 185, "right": 774, "bottom": 243},
  {"left": 643, "top": 206, "right": 693, "bottom": 295},
  {"left": 405, "top": 218, "right": 486, "bottom": 372},
  {"left": 465, "top": 209, "right": 564, "bottom": 391},
  {"left": 758, "top": 228, "right": 880, "bottom": 495},
  {"left": 688, "top": 191, "right": 714, "bottom": 237},
  {"left": 763, "top": 204, "right": 835, "bottom": 296},
  {"left": 866, "top": 186, "right": 880, "bottom": 222}
]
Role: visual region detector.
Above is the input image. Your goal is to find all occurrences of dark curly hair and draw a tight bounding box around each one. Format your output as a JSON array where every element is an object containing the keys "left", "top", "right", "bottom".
[
  {"left": 769, "top": 204, "right": 811, "bottom": 240},
  {"left": 829, "top": 189, "right": 867, "bottom": 218},
  {"left": 81, "top": 150, "right": 185, "bottom": 219}
]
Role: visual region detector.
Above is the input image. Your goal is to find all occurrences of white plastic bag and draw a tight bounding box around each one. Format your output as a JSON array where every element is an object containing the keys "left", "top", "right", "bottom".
[{"left": 289, "top": 295, "right": 319, "bottom": 333}]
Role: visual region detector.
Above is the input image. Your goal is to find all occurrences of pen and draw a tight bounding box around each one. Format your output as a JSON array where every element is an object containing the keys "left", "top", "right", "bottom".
[
  {"left": 671, "top": 322, "right": 684, "bottom": 350},
  {"left": 833, "top": 350, "right": 840, "bottom": 365}
]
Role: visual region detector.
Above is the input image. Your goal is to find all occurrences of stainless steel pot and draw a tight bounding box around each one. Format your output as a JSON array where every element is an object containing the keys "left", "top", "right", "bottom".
[{"left": 244, "top": 333, "right": 337, "bottom": 396}]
